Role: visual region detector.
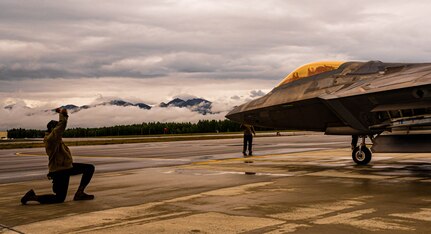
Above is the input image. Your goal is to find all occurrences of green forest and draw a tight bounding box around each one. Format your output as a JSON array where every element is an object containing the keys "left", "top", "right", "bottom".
[{"left": 7, "top": 120, "right": 273, "bottom": 138}]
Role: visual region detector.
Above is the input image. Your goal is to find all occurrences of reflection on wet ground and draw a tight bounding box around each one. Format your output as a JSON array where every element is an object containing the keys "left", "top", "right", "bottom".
[{"left": 191, "top": 148, "right": 431, "bottom": 183}]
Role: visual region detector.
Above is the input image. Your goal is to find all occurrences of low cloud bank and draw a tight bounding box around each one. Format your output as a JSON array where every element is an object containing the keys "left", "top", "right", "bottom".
[
  {"left": 0, "top": 105, "right": 229, "bottom": 130},
  {"left": 0, "top": 77, "right": 275, "bottom": 130}
]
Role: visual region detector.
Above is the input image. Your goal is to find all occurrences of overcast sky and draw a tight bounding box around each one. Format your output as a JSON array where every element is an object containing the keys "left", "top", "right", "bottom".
[{"left": 2, "top": 0, "right": 431, "bottom": 130}]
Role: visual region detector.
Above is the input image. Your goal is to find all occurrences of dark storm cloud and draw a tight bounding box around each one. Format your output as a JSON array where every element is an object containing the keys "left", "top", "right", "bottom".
[{"left": 1, "top": 0, "right": 431, "bottom": 81}]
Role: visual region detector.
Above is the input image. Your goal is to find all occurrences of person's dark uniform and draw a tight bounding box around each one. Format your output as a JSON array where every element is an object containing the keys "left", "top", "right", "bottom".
[
  {"left": 241, "top": 124, "right": 256, "bottom": 156},
  {"left": 21, "top": 108, "right": 95, "bottom": 204}
]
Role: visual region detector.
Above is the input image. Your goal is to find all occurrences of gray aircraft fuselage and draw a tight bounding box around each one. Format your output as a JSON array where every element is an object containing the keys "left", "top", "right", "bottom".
[{"left": 226, "top": 61, "right": 431, "bottom": 155}]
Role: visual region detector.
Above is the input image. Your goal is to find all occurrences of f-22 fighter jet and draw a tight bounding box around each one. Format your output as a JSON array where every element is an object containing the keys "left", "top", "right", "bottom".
[{"left": 226, "top": 61, "right": 431, "bottom": 165}]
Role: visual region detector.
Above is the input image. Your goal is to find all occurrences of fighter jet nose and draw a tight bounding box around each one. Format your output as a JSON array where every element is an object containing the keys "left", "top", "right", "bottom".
[
  {"left": 225, "top": 106, "right": 242, "bottom": 123},
  {"left": 225, "top": 110, "right": 235, "bottom": 120}
]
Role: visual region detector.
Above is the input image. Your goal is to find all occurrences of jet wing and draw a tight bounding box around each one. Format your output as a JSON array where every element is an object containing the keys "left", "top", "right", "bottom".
[{"left": 319, "top": 63, "right": 431, "bottom": 100}]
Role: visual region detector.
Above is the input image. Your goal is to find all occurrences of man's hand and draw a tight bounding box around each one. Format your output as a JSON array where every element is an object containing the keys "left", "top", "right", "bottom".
[{"left": 55, "top": 108, "right": 68, "bottom": 115}]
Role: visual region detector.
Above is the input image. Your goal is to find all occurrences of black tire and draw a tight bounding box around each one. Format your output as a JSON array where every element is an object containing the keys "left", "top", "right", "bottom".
[{"left": 352, "top": 146, "right": 372, "bottom": 165}]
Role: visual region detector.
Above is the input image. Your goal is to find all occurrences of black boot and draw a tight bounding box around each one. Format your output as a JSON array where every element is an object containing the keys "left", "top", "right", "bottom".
[
  {"left": 21, "top": 189, "right": 36, "bottom": 205},
  {"left": 74, "top": 187, "right": 94, "bottom": 201}
]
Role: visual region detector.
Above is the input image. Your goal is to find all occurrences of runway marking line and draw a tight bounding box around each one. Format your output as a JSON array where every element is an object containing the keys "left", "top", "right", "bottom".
[
  {"left": 14, "top": 152, "right": 188, "bottom": 161},
  {"left": 192, "top": 149, "right": 341, "bottom": 165},
  {"left": 15, "top": 152, "right": 140, "bottom": 160}
]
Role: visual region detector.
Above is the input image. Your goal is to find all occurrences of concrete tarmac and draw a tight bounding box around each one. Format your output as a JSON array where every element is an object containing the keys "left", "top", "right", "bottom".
[{"left": 1, "top": 134, "right": 431, "bottom": 233}]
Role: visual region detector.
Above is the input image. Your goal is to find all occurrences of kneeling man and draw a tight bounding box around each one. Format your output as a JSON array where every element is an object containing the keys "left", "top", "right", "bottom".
[{"left": 21, "top": 108, "right": 95, "bottom": 204}]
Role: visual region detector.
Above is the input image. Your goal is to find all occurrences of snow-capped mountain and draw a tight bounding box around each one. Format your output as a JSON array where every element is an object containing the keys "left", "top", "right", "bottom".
[
  {"left": 58, "top": 100, "right": 152, "bottom": 113},
  {"left": 100, "top": 100, "right": 151, "bottom": 110},
  {"left": 160, "top": 98, "right": 213, "bottom": 114}
]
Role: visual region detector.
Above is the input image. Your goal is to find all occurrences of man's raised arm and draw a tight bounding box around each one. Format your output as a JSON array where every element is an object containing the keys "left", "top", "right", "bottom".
[{"left": 53, "top": 108, "right": 68, "bottom": 137}]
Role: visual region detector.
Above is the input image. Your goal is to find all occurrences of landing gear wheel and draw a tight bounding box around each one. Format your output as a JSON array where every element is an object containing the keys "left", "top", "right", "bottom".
[{"left": 352, "top": 146, "right": 372, "bottom": 165}]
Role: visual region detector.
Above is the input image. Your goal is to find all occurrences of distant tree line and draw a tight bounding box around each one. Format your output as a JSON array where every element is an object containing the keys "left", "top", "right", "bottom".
[{"left": 7, "top": 120, "right": 274, "bottom": 138}]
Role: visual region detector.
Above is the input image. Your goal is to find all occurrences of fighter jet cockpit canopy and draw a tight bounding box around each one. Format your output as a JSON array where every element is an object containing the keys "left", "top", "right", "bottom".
[{"left": 277, "top": 61, "right": 345, "bottom": 87}]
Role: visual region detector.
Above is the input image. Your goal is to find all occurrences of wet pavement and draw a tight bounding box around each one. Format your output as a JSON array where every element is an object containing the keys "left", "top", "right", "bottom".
[{"left": 1, "top": 135, "right": 431, "bottom": 233}]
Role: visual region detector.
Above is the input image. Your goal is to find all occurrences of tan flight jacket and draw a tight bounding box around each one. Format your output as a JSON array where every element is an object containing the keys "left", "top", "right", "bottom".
[
  {"left": 44, "top": 113, "right": 73, "bottom": 173},
  {"left": 241, "top": 124, "right": 256, "bottom": 136}
]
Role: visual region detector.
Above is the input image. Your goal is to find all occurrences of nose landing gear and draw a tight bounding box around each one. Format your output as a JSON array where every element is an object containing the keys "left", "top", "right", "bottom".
[{"left": 352, "top": 135, "right": 372, "bottom": 165}]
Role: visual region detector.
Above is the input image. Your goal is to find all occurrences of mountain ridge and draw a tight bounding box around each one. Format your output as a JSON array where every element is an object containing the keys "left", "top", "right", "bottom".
[{"left": 4, "top": 98, "right": 214, "bottom": 115}]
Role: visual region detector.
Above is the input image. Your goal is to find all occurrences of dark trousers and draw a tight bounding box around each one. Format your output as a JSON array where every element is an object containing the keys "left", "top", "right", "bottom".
[
  {"left": 37, "top": 163, "right": 95, "bottom": 204},
  {"left": 243, "top": 134, "right": 253, "bottom": 154}
]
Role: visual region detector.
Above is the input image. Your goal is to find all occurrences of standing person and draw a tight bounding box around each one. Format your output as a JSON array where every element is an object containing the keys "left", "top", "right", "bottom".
[
  {"left": 21, "top": 108, "right": 95, "bottom": 205},
  {"left": 241, "top": 124, "right": 256, "bottom": 156}
]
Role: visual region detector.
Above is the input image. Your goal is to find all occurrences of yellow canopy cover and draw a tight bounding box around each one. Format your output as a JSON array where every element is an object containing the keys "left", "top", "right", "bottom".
[{"left": 277, "top": 61, "right": 345, "bottom": 87}]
